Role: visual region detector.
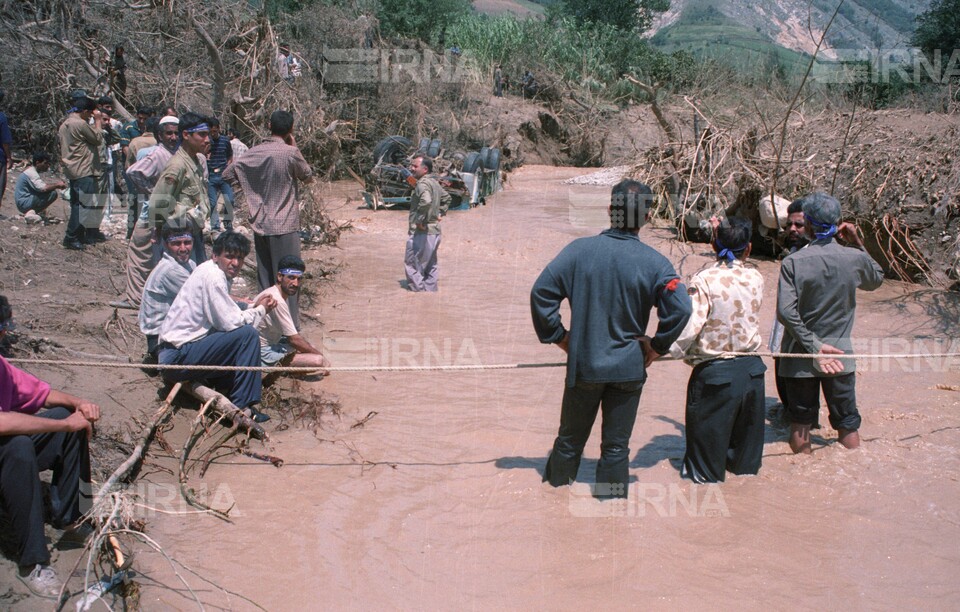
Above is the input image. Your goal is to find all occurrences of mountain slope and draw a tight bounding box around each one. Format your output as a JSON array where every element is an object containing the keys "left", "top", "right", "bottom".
[{"left": 650, "top": 0, "right": 932, "bottom": 62}]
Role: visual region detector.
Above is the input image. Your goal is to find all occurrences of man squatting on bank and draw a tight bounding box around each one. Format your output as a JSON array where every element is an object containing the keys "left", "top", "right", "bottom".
[
  {"left": 157, "top": 232, "right": 278, "bottom": 423},
  {"left": 531, "top": 180, "right": 692, "bottom": 499}
]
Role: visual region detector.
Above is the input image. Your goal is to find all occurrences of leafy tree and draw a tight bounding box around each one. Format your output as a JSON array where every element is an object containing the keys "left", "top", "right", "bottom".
[
  {"left": 556, "top": 0, "right": 670, "bottom": 33},
  {"left": 377, "top": 0, "right": 472, "bottom": 42},
  {"left": 912, "top": 0, "right": 960, "bottom": 59}
]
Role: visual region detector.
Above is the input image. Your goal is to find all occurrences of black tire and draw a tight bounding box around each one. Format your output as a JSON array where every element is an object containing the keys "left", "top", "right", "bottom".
[
  {"left": 479, "top": 146, "right": 490, "bottom": 168},
  {"left": 373, "top": 136, "right": 412, "bottom": 165},
  {"left": 427, "top": 138, "right": 442, "bottom": 158},
  {"left": 463, "top": 152, "right": 484, "bottom": 174},
  {"left": 483, "top": 147, "right": 501, "bottom": 171},
  {"left": 418, "top": 137, "right": 431, "bottom": 155}
]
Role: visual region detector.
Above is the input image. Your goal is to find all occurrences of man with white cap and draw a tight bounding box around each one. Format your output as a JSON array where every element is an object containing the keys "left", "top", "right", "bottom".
[{"left": 776, "top": 192, "right": 884, "bottom": 454}]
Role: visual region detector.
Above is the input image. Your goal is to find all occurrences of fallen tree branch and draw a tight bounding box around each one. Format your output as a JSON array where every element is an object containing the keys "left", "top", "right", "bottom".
[{"left": 96, "top": 383, "right": 182, "bottom": 506}]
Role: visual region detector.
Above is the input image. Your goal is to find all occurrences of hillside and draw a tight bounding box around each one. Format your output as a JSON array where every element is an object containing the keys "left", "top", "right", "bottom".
[{"left": 650, "top": 0, "right": 932, "bottom": 68}]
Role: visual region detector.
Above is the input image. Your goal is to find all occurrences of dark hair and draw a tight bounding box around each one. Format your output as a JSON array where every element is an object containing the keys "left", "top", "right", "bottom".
[
  {"left": 417, "top": 155, "right": 434, "bottom": 173},
  {"left": 178, "top": 112, "right": 207, "bottom": 136},
  {"left": 228, "top": 128, "right": 241, "bottom": 138},
  {"left": 277, "top": 254, "right": 306, "bottom": 273},
  {"left": 160, "top": 222, "right": 195, "bottom": 243},
  {"left": 145, "top": 116, "right": 160, "bottom": 137},
  {"left": 137, "top": 106, "right": 153, "bottom": 116},
  {"left": 75, "top": 97, "right": 97, "bottom": 112},
  {"left": 716, "top": 217, "right": 753, "bottom": 259},
  {"left": 787, "top": 199, "right": 804, "bottom": 215},
  {"left": 269, "top": 110, "right": 294, "bottom": 136},
  {"left": 208, "top": 117, "right": 220, "bottom": 127},
  {"left": 212, "top": 231, "right": 251, "bottom": 257},
  {"left": 609, "top": 179, "right": 654, "bottom": 230},
  {"left": 0, "top": 89, "right": 5, "bottom": 105},
  {"left": 98, "top": 96, "right": 113, "bottom": 106},
  {"left": 0, "top": 295, "right": 10, "bottom": 324},
  {"left": 32, "top": 151, "right": 51, "bottom": 166},
  {"left": 163, "top": 105, "right": 177, "bottom": 116}
]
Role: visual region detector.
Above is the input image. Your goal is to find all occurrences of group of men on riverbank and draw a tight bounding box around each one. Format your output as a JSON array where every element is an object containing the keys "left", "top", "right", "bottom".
[{"left": 0, "top": 99, "right": 333, "bottom": 598}]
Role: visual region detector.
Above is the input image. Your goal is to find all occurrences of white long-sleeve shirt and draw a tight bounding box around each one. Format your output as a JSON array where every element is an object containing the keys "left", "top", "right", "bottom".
[{"left": 159, "top": 260, "right": 265, "bottom": 348}]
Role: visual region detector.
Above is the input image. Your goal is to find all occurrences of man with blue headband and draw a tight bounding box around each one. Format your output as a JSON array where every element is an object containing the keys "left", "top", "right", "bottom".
[
  {"left": 255, "top": 254, "right": 330, "bottom": 376},
  {"left": 776, "top": 192, "right": 884, "bottom": 454},
  {"left": 669, "top": 217, "right": 766, "bottom": 483}
]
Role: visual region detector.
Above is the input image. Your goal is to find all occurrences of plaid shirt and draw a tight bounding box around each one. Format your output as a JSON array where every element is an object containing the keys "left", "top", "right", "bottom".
[{"left": 223, "top": 136, "right": 312, "bottom": 235}]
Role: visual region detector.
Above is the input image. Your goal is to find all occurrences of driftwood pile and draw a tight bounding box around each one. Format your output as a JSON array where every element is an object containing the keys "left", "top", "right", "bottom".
[{"left": 632, "top": 103, "right": 960, "bottom": 287}]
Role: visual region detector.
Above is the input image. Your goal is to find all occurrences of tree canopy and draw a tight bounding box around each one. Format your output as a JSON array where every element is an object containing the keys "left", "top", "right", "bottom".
[
  {"left": 377, "top": 0, "right": 472, "bottom": 42},
  {"left": 912, "top": 0, "right": 960, "bottom": 59},
  {"left": 556, "top": 0, "right": 670, "bottom": 33}
]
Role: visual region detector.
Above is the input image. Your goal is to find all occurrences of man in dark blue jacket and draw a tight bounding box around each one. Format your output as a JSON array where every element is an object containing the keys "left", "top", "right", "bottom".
[{"left": 531, "top": 180, "right": 692, "bottom": 498}]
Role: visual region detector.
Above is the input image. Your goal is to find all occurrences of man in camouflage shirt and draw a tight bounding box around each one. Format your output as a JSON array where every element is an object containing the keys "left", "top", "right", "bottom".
[
  {"left": 146, "top": 111, "right": 210, "bottom": 265},
  {"left": 670, "top": 217, "right": 766, "bottom": 483},
  {"left": 404, "top": 155, "right": 450, "bottom": 292}
]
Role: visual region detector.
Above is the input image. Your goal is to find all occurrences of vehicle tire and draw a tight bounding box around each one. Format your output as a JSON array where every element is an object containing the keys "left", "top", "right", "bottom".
[
  {"left": 418, "top": 137, "right": 431, "bottom": 155},
  {"left": 483, "top": 147, "right": 501, "bottom": 171},
  {"left": 427, "top": 138, "right": 442, "bottom": 158},
  {"left": 463, "top": 152, "right": 484, "bottom": 174},
  {"left": 479, "top": 146, "right": 490, "bottom": 169},
  {"left": 373, "top": 136, "right": 412, "bottom": 165}
]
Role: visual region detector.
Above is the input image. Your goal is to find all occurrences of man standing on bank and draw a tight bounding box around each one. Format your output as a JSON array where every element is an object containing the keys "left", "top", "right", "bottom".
[
  {"left": 224, "top": 110, "right": 313, "bottom": 326},
  {"left": 531, "top": 180, "right": 692, "bottom": 498},
  {"left": 404, "top": 155, "right": 450, "bottom": 292},
  {"left": 777, "top": 192, "right": 884, "bottom": 454}
]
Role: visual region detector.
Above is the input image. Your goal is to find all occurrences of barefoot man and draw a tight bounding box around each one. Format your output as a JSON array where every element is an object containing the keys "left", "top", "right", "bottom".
[{"left": 776, "top": 192, "right": 884, "bottom": 454}]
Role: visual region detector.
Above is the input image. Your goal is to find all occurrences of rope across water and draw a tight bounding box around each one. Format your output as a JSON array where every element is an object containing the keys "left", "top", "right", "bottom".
[{"left": 7, "top": 351, "right": 960, "bottom": 374}]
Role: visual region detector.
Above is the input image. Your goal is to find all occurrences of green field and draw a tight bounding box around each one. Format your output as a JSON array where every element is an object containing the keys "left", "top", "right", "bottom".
[{"left": 651, "top": 11, "right": 813, "bottom": 79}]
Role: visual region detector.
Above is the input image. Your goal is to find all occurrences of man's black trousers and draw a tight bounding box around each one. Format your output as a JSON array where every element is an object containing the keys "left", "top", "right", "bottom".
[
  {"left": 544, "top": 379, "right": 644, "bottom": 498},
  {"left": 682, "top": 356, "right": 766, "bottom": 484}
]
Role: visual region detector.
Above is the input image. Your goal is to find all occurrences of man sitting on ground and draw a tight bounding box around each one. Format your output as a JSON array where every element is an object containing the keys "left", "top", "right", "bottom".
[
  {"left": 158, "top": 232, "right": 276, "bottom": 422},
  {"left": 256, "top": 255, "right": 330, "bottom": 375},
  {"left": 0, "top": 295, "right": 99, "bottom": 599},
  {"left": 139, "top": 224, "right": 198, "bottom": 366},
  {"left": 14, "top": 153, "right": 66, "bottom": 219}
]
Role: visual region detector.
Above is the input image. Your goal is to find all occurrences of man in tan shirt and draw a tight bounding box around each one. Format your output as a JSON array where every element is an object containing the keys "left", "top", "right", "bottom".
[
  {"left": 58, "top": 96, "right": 103, "bottom": 250},
  {"left": 255, "top": 254, "right": 329, "bottom": 377}
]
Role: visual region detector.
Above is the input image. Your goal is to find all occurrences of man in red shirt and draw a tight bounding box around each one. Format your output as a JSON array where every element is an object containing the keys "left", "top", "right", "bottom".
[{"left": 0, "top": 295, "right": 100, "bottom": 599}]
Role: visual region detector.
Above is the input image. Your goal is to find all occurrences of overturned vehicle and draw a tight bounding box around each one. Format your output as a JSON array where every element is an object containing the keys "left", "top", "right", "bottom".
[{"left": 362, "top": 136, "right": 502, "bottom": 211}]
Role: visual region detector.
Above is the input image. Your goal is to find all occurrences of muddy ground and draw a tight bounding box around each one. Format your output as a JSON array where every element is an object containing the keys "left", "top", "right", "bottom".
[{"left": 0, "top": 165, "right": 958, "bottom": 609}]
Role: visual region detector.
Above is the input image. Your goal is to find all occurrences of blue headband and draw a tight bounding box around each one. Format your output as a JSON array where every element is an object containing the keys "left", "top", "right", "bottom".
[
  {"left": 279, "top": 268, "right": 304, "bottom": 277},
  {"left": 185, "top": 123, "right": 210, "bottom": 133},
  {"left": 804, "top": 213, "right": 838, "bottom": 240},
  {"left": 715, "top": 236, "right": 749, "bottom": 262},
  {"left": 165, "top": 232, "right": 193, "bottom": 243}
]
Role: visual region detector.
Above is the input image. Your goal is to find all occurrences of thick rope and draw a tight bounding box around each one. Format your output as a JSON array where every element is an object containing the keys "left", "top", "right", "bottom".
[{"left": 6, "top": 351, "right": 960, "bottom": 373}]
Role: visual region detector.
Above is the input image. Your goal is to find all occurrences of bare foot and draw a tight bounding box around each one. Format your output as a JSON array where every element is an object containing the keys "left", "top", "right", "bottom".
[
  {"left": 838, "top": 429, "right": 860, "bottom": 449},
  {"left": 789, "top": 423, "right": 813, "bottom": 454}
]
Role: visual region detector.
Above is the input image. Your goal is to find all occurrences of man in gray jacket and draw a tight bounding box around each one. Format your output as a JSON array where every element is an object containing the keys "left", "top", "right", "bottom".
[
  {"left": 531, "top": 180, "right": 692, "bottom": 498},
  {"left": 777, "top": 192, "right": 884, "bottom": 454}
]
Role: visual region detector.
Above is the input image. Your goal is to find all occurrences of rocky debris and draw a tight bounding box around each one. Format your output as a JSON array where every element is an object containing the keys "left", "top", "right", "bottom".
[{"left": 563, "top": 166, "right": 630, "bottom": 186}]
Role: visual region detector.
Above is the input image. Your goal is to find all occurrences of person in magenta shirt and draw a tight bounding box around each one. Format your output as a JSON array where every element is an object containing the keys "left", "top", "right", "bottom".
[{"left": 0, "top": 295, "right": 101, "bottom": 599}]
